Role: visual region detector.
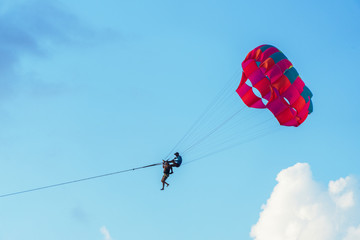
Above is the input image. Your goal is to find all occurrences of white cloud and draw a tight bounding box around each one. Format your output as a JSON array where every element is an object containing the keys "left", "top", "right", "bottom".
[
  {"left": 343, "top": 224, "right": 360, "bottom": 240},
  {"left": 329, "top": 177, "right": 350, "bottom": 194},
  {"left": 100, "top": 226, "right": 112, "bottom": 240},
  {"left": 329, "top": 177, "right": 356, "bottom": 209},
  {"left": 250, "top": 163, "right": 359, "bottom": 240}
]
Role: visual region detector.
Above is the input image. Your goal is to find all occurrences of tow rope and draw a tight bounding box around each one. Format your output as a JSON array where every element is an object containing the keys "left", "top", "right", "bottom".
[{"left": 0, "top": 162, "right": 162, "bottom": 198}]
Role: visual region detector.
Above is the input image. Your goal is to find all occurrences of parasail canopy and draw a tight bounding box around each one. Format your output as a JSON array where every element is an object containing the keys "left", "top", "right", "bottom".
[{"left": 236, "top": 44, "right": 313, "bottom": 127}]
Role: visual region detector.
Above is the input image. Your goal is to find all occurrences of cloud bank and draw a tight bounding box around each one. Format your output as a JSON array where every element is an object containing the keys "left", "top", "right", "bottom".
[{"left": 251, "top": 163, "right": 360, "bottom": 240}]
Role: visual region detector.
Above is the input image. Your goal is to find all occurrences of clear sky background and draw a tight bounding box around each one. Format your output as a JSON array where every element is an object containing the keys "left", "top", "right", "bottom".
[{"left": 0, "top": 0, "right": 359, "bottom": 240}]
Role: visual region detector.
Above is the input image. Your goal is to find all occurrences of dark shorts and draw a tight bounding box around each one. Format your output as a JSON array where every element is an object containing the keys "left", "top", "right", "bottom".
[{"left": 162, "top": 173, "right": 169, "bottom": 182}]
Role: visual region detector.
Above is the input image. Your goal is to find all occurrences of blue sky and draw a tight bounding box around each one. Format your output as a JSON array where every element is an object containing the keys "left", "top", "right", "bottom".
[{"left": 0, "top": 0, "right": 359, "bottom": 240}]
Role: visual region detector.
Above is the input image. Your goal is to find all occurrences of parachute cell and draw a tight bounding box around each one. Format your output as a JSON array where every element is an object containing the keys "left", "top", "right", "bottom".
[{"left": 236, "top": 45, "right": 313, "bottom": 127}]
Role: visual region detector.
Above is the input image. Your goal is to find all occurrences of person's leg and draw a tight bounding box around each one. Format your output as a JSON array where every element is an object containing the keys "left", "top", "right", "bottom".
[
  {"left": 161, "top": 175, "right": 166, "bottom": 190},
  {"left": 169, "top": 163, "right": 179, "bottom": 168},
  {"left": 164, "top": 174, "right": 169, "bottom": 187}
]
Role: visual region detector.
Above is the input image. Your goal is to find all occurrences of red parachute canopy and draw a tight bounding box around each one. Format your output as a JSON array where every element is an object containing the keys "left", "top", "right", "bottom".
[{"left": 236, "top": 45, "right": 313, "bottom": 127}]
